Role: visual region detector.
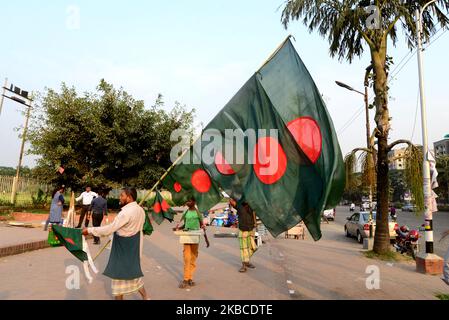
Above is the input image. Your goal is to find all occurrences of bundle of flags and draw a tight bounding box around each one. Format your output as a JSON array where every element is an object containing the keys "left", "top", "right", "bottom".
[
  {"left": 161, "top": 37, "right": 345, "bottom": 240},
  {"left": 52, "top": 225, "right": 98, "bottom": 283},
  {"left": 148, "top": 191, "right": 177, "bottom": 225}
]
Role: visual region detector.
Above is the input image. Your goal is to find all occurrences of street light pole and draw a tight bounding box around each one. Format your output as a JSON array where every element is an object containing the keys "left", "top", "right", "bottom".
[
  {"left": 336, "top": 65, "right": 374, "bottom": 238},
  {"left": 414, "top": 0, "right": 444, "bottom": 275}
]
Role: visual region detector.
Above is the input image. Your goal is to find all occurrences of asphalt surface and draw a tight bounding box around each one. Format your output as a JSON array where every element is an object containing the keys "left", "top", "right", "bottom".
[{"left": 0, "top": 206, "right": 448, "bottom": 300}]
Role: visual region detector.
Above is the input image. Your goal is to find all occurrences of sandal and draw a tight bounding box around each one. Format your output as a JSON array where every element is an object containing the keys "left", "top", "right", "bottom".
[
  {"left": 188, "top": 280, "right": 196, "bottom": 287},
  {"left": 179, "top": 280, "right": 190, "bottom": 289},
  {"left": 239, "top": 265, "right": 247, "bottom": 273},
  {"left": 246, "top": 263, "right": 256, "bottom": 269}
]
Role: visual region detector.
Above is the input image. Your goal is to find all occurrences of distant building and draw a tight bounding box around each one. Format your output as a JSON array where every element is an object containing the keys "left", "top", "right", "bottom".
[
  {"left": 434, "top": 134, "right": 449, "bottom": 157},
  {"left": 388, "top": 147, "right": 407, "bottom": 170}
]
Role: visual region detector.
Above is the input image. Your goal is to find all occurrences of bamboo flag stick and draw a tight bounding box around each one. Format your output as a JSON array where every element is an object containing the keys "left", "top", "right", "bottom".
[
  {"left": 94, "top": 136, "right": 200, "bottom": 261},
  {"left": 257, "top": 35, "right": 293, "bottom": 72},
  {"left": 93, "top": 239, "right": 110, "bottom": 261},
  {"left": 138, "top": 135, "right": 201, "bottom": 206}
]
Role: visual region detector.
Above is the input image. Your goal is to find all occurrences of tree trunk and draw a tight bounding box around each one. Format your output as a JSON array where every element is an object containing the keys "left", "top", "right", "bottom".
[{"left": 371, "top": 44, "right": 391, "bottom": 254}]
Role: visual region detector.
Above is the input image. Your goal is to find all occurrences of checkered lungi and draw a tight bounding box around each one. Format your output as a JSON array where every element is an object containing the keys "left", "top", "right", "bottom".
[
  {"left": 239, "top": 230, "right": 257, "bottom": 263},
  {"left": 111, "top": 278, "right": 144, "bottom": 296}
]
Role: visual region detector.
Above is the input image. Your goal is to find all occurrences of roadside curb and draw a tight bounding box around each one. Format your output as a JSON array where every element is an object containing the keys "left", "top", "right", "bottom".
[{"left": 0, "top": 240, "right": 50, "bottom": 259}]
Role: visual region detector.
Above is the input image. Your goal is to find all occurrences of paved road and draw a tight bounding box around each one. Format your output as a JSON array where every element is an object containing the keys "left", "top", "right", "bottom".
[
  {"left": 0, "top": 207, "right": 448, "bottom": 300},
  {"left": 336, "top": 206, "right": 449, "bottom": 257}
]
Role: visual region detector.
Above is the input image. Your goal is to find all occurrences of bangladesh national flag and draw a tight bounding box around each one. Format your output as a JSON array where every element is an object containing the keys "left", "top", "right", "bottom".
[
  {"left": 171, "top": 37, "right": 344, "bottom": 240},
  {"left": 52, "top": 225, "right": 89, "bottom": 261},
  {"left": 52, "top": 225, "right": 98, "bottom": 282},
  {"left": 149, "top": 191, "right": 177, "bottom": 225},
  {"left": 162, "top": 147, "right": 223, "bottom": 212}
]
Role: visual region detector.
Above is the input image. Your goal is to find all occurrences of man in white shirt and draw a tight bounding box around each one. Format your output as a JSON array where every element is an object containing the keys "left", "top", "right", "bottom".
[
  {"left": 76, "top": 186, "right": 98, "bottom": 228},
  {"left": 83, "top": 187, "right": 149, "bottom": 300}
]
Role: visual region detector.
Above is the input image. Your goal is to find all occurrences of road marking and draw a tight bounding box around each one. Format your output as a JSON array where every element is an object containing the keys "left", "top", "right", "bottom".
[
  {"left": 289, "top": 290, "right": 295, "bottom": 295},
  {"left": 386, "top": 263, "right": 394, "bottom": 267}
]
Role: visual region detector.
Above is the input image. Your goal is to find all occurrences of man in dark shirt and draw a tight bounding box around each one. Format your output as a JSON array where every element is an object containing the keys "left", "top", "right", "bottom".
[
  {"left": 90, "top": 191, "right": 108, "bottom": 244},
  {"left": 229, "top": 198, "right": 257, "bottom": 273}
]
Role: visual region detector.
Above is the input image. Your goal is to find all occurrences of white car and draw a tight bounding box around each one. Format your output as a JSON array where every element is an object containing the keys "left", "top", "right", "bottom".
[
  {"left": 345, "top": 211, "right": 397, "bottom": 243},
  {"left": 323, "top": 208, "right": 336, "bottom": 221}
]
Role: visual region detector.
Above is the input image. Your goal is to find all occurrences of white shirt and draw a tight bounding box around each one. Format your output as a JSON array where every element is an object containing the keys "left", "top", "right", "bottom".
[
  {"left": 88, "top": 201, "right": 145, "bottom": 256},
  {"left": 76, "top": 191, "right": 98, "bottom": 205}
]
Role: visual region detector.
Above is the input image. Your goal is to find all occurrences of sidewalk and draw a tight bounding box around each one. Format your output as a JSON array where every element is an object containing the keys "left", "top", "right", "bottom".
[{"left": 0, "top": 223, "right": 49, "bottom": 258}]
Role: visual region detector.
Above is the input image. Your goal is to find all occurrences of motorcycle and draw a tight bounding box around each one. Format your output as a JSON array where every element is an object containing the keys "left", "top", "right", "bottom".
[{"left": 393, "top": 225, "right": 420, "bottom": 260}]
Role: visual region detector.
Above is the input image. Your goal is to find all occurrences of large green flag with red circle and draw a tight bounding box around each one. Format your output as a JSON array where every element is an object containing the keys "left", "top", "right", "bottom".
[{"left": 161, "top": 38, "right": 344, "bottom": 239}]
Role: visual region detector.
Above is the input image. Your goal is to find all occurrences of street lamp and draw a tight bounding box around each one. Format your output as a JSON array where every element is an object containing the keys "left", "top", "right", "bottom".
[
  {"left": 336, "top": 65, "right": 375, "bottom": 240},
  {"left": 414, "top": 0, "right": 444, "bottom": 274},
  {"left": 0, "top": 79, "right": 33, "bottom": 204}
]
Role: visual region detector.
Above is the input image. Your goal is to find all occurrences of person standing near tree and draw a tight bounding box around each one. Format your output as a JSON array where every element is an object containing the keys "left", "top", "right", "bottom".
[
  {"left": 83, "top": 187, "right": 150, "bottom": 300},
  {"left": 229, "top": 198, "right": 257, "bottom": 273},
  {"left": 89, "top": 191, "right": 108, "bottom": 245},
  {"left": 76, "top": 186, "right": 98, "bottom": 228},
  {"left": 44, "top": 186, "right": 65, "bottom": 231}
]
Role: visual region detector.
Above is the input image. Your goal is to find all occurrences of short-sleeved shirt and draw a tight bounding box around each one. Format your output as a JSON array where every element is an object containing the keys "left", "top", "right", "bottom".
[{"left": 182, "top": 210, "right": 202, "bottom": 231}]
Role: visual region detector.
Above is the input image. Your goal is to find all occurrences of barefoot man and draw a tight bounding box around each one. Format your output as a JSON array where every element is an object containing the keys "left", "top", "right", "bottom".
[
  {"left": 83, "top": 187, "right": 150, "bottom": 300},
  {"left": 229, "top": 198, "right": 257, "bottom": 273}
]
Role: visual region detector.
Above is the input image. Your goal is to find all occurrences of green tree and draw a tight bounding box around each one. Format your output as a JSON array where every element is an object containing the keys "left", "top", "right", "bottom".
[
  {"left": 28, "top": 80, "right": 195, "bottom": 191},
  {"left": 0, "top": 166, "right": 33, "bottom": 177},
  {"left": 281, "top": 0, "right": 449, "bottom": 253}
]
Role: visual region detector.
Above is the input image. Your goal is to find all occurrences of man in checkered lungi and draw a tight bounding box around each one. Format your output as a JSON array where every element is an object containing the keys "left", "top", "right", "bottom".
[
  {"left": 229, "top": 198, "right": 258, "bottom": 273},
  {"left": 83, "top": 188, "right": 150, "bottom": 300}
]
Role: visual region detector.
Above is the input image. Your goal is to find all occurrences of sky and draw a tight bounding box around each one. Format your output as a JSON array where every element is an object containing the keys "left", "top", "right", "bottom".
[{"left": 0, "top": 0, "right": 448, "bottom": 168}]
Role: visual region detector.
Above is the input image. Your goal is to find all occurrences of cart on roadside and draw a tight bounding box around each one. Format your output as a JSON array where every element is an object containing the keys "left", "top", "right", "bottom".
[{"left": 284, "top": 222, "right": 305, "bottom": 240}]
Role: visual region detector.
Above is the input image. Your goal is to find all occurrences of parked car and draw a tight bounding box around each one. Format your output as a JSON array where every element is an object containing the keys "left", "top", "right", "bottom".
[
  {"left": 402, "top": 204, "right": 416, "bottom": 212},
  {"left": 360, "top": 202, "right": 370, "bottom": 211},
  {"left": 344, "top": 211, "right": 397, "bottom": 243},
  {"left": 323, "top": 208, "right": 336, "bottom": 221}
]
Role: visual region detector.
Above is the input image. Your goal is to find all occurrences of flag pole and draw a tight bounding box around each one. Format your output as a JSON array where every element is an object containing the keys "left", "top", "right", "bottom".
[
  {"left": 257, "top": 35, "right": 293, "bottom": 72},
  {"left": 141, "top": 34, "right": 293, "bottom": 206},
  {"left": 138, "top": 135, "right": 201, "bottom": 206},
  {"left": 93, "top": 136, "right": 201, "bottom": 261}
]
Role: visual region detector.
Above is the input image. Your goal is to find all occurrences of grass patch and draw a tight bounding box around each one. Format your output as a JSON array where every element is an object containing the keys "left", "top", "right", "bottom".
[
  {"left": 363, "top": 250, "right": 413, "bottom": 262},
  {"left": 436, "top": 293, "right": 449, "bottom": 300}
]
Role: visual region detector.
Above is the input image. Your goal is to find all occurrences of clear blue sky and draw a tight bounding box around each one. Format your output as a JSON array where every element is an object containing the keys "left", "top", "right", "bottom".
[{"left": 1, "top": 0, "right": 448, "bottom": 168}]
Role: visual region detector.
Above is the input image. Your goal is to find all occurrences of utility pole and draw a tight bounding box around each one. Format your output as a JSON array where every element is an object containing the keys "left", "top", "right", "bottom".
[
  {"left": 1, "top": 80, "right": 33, "bottom": 205},
  {"left": 0, "top": 78, "right": 7, "bottom": 116},
  {"left": 11, "top": 100, "right": 32, "bottom": 204},
  {"left": 414, "top": 0, "right": 444, "bottom": 275}
]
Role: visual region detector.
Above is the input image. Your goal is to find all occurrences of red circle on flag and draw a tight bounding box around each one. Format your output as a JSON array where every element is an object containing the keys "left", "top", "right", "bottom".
[
  {"left": 153, "top": 202, "right": 162, "bottom": 213},
  {"left": 215, "top": 152, "right": 236, "bottom": 175},
  {"left": 174, "top": 182, "right": 182, "bottom": 193},
  {"left": 253, "top": 137, "right": 287, "bottom": 185},
  {"left": 65, "top": 238, "right": 75, "bottom": 245},
  {"left": 191, "top": 169, "right": 212, "bottom": 193},
  {"left": 287, "top": 116, "right": 322, "bottom": 164},
  {"left": 161, "top": 199, "right": 170, "bottom": 212}
]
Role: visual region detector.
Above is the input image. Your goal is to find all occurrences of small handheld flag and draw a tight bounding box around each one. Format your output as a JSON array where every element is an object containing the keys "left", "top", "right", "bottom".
[{"left": 52, "top": 225, "right": 98, "bottom": 283}]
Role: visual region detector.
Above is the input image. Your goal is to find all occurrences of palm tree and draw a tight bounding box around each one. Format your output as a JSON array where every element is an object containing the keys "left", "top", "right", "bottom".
[{"left": 281, "top": 0, "right": 449, "bottom": 253}]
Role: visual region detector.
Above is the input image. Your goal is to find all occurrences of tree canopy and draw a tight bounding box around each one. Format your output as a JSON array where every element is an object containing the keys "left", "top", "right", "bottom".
[{"left": 28, "top": 80, "right": 195, "bottom": 191}]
